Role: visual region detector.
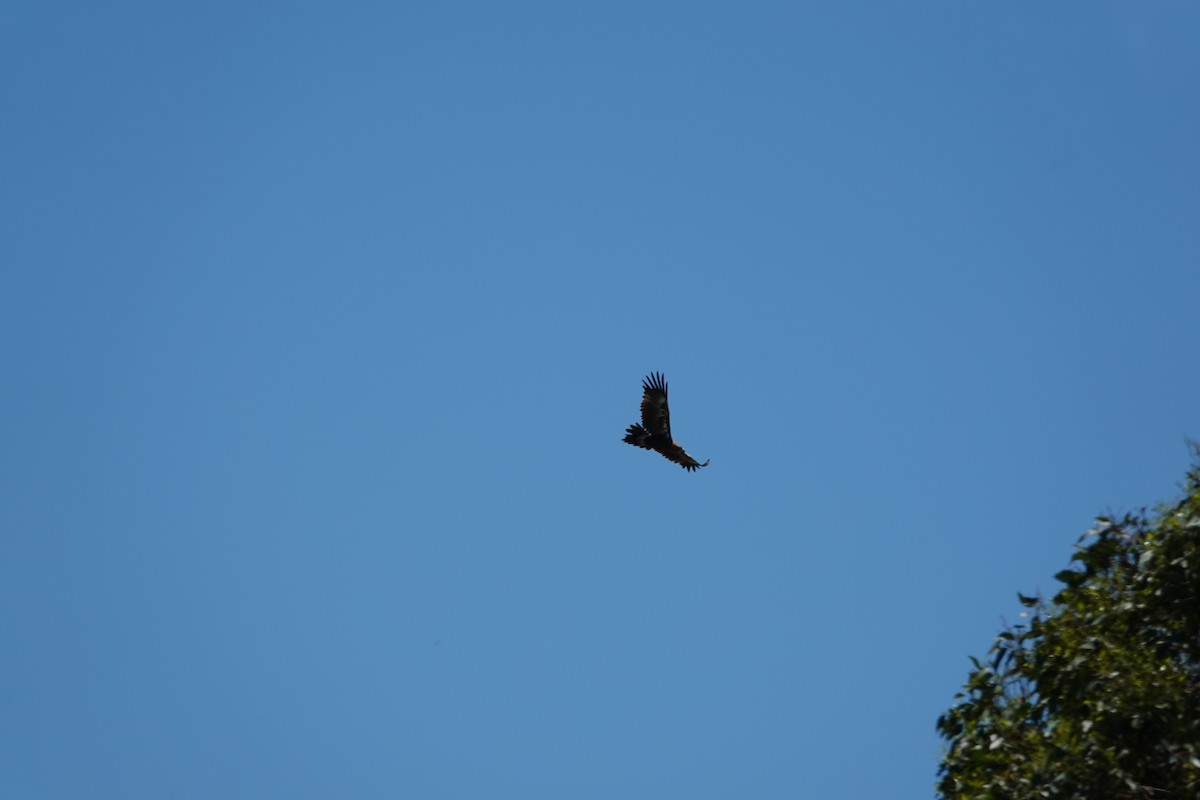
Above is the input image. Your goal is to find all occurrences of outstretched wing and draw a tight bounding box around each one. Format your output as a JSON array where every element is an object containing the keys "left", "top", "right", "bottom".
[
  {"left": 659, "top": 442, "right": 711, "bottom": 472},
  {"left": 639, "top": 371, "right": 671, "bottom": 438}
]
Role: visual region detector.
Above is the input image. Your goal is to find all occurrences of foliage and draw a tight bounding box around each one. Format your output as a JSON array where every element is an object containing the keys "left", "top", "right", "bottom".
[{"left": 936, "top": 453, "right": 1200, "bottom": 799}]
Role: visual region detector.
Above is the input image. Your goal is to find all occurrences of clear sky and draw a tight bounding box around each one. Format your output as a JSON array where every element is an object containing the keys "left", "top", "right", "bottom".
[{"left": 2, "top": 3, "right": 1198, "bottom": 798}]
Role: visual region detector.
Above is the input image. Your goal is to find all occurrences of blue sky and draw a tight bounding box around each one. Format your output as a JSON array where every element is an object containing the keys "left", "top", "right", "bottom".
[{"left": 2, "top": 3, "right": 1198, "bottom": 798}]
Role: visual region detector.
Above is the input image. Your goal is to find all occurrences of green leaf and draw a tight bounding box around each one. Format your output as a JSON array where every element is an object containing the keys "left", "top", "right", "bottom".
[{"left": 1054, "top": 569, "right": 1086, "bottom": 588}]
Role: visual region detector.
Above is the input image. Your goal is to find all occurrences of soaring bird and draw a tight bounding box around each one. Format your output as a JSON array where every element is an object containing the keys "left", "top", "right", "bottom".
[{"left": 623, "top": 372, "right": 710, "bottom": 471}]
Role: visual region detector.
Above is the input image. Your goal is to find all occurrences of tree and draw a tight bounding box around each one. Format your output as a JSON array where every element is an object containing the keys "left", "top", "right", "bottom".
[{"left": 936, "top": 452, "right": 1200, "bottom": 799}]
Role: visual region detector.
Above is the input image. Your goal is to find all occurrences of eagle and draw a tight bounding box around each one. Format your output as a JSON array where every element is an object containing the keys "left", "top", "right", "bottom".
[{"left": 622, "top": 372, "right": 710, "bottom": 471}]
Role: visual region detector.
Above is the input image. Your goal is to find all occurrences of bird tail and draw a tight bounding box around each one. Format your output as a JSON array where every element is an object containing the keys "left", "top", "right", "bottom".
[{"left": 623, "top": 423, "right": 651, "bottom": 449}]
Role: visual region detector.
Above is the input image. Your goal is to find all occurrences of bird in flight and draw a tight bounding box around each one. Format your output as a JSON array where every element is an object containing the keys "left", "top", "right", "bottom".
[{"left": 622, "top": 372, "right": 710, "bottom": 471}]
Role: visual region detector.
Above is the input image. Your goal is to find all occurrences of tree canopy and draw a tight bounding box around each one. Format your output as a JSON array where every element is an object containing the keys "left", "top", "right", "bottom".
[{"left": 936, "top": 452, "right": 1200, "bottom": 799}]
